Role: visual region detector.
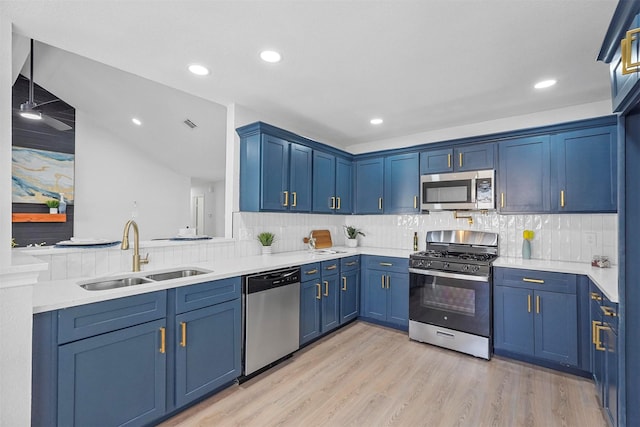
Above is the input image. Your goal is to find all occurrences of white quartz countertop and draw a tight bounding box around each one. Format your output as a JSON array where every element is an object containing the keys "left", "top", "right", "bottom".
[
  {"left": 32, "top": 246, "right": 413, "bottom": 313},
  {"left": 494, "top": 257, "right": 618, "bottom": 303}
]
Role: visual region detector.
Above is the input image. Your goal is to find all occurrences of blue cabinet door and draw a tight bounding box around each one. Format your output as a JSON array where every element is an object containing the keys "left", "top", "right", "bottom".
[
  {"left": 58, "top": 319, "right": 167, "bottom": 427},
  {"left": 300, "top": 280, "right": 321, "bottom": 345},
  {"left": 355, "top": 158, "right": 384, "bottom": 214},
  {"left": 387, "top": 271, "right": 409, "bottom": 327},
  {"left": 261, "top": 135, "right": 289, "bottom": 211},
  {"left": 498, "top": 136, "right": 551, "bottom": 213},
  {"left": 455, "top": 143, "right": 494, "bottom": 171},
  {"left": 340, "top": 269, "right": 359, "bottom": 323},
  {"left": 363, "top": 269, "right": 387, "bottom": 321},
  {"left": 493, "top": 286, "right": 535, "bottom": 356},
  {"left": 335, "top": 157, "right": 353, "bottom": 213},
  {"left": 551, "top": 126, "right": 617, "bottom": 213},
  {"left": 604, "top": 325, "right": 618, "bottom": 427},
  {"left": 420, "top": 148, "right": 453, "bottom": 174},
  {"left": 591, "top": 290, "right": 605, "bottom": 402},
  {"left": 174, "top": 299, "right": 241, "bottom": 408},
  {"left": 312, "top": 151, "right": 336, "bottom": 213},
  {"left": 534, "top": 290, "right": 578, "bottom": 366},
  {"left": 321, "top": 274, "right": 340, "bottom": 333},
  {"left": 384, "top": 153, "right": 419, "bottom": 213},
  {"left": 289, "top": 143, "right": 312, "bottom": 212}
]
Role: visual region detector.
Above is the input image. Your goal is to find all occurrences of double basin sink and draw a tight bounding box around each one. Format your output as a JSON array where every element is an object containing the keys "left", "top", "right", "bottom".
[{"left": 79, "top": 268, "right": 212, "bottom": 291}]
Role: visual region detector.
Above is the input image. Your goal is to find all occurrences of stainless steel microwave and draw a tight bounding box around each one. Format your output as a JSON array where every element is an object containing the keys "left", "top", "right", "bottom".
[{"left": 420, "top": 170, "right": 495, "bottom": 211}]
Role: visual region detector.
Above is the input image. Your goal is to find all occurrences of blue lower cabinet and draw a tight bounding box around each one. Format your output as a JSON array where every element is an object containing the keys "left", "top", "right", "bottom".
[
  {"left": 361, "top": 256, "right": 409, "bottom": 329},
  {"left": 321, "top": 274, "right": 340, "bottom": 333},
  {"left": 174, "top": 299, "right": 241, "bottom": 407},
  {"left": 363, "top": 269, "right": 387, "bottom": 322},
  {"left": 494, "top": 285, "right": 535, "bottom": 355},
  {"left": 57, "top": 319, "right": 167, "bottom": 427},
  {"left": 387, "top": 271, "right": 409, "bottom": 326},
  {"left": 340, "top": 269, "right": 359, "bottom": 323},
  {"left": 300, "top": 279, "right": 322, "bottom": 344}
]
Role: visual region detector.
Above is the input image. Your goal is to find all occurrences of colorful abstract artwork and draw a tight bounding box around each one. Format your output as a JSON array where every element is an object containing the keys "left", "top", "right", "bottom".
[{"left": 12, "top": 146, "right": 75, "bottom": 204}]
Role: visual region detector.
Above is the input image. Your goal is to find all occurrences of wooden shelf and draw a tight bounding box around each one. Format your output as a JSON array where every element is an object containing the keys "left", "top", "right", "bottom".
[{"left": 12, "top": 213, "right": 67, "bottom": 223}]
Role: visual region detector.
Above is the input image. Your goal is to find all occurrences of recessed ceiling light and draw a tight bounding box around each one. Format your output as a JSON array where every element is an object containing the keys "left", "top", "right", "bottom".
[
  {"left": 534, "top": 79, "right": 557, "bottom": 89},
  {"left": 188, "top": 64, "right": 210, "bottom": 76},
  {"left": 260, "top": 50, "right": 282, "bottom": 63},
  {"left": 370, "top": 118, "right": 383, "bottom": 125},
  {"left": 131, "top": 118, "right": 142, "bottom": 126}
]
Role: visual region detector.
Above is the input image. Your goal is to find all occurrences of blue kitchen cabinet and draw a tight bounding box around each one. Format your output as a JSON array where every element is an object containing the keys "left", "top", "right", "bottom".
[
  {"left": 590, "top": 283, "right": 605, "bottom": 403},
  {"left": 493, "top": 285, "right": 535, "bottom": 356},
  {"left": 384, "top": 152, "right": 419, "bottom": 213},
  {"left": 289, "top": 142, "right": 313, "bottom": 211},
  {"left": 340, "top": 256, "right": 360, "bottom": 323},
  {"left": 320, "top": 260, "right": 341, "bottom": 333},
  {"left": 300, "top": 277, "right": 322, "bottom": 345},
  {"left": 57, "top": 319, "right": 167, "bottom": 427},
  {"left": 420, "top": 143, "right": 494, "bottom": 174},
  {"left": 498, "top": 135, "right": 551, "bottom": 213},
  {"left": 551, "top": 125, "right": 617, "bottom": 213},
  {"left": 174, "top": 299, "right": 241, "bottom": 408},
  {"left": 603, "top": 312, "right": 618, "bottom": 427},
  {"left": 534, "top": 289, "right": 578, "bottom": 366},
  {"left": 312, "top": 152, "right": 353, "bottom": 213},
  {"left": 360, "top": 256, "right": 409, "bottom": 330},
  {"left": 261, "top": 135, "right": 290, "bottom": 211},
  {"left": 355, "top": 157, "right": 384, "bottom": 214}
]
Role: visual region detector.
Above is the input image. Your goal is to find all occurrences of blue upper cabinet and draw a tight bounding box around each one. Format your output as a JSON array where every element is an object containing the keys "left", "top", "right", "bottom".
[
  {"left": 498, "top": 135, "right": 551, "bottom": 213},
  {"left": 608, "top": 14, "right": 640, "bottom": 112},
  {"left": 335, "top": 157, "right": 353, "bottom": 213},
  {"left": 289, "top": 143, "right": 313, "bottom": 211},
  {"left": 420, "top": 143, "right": 494, "bottom": 174},
  {"left": 355, "top": 157, "right": 384, "bottom": 214},
  {"left": 551, "top": 126, "right": 617, "bottom": 213},
  {"left": 384, "top": 152, "right": 419, "bottom": 213},
  {"left": 312, "top": 152, "right": 352, "bottom": 213}
]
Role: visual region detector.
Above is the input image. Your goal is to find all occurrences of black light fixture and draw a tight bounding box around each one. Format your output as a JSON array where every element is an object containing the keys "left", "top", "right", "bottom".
[{"left": 19, "top": 39, "right": 43, "bottom": 120}]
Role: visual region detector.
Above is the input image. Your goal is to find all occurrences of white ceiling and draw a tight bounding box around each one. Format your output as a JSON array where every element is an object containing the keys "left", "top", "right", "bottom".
[{"left": 3, "top": 0, "right": 618, "bottom": 180}]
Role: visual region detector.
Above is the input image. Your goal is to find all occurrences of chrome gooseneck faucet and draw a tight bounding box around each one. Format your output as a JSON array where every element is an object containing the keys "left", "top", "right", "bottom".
[{"left": 121, "top": 219, "right": 149, "bottom": 272}]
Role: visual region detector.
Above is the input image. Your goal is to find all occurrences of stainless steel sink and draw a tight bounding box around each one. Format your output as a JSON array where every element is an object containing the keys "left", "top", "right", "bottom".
[
  {"left": 314, "top": 249, "right": 347, "bottom": 255},
  {"left": 80, "top": 276, "right": 153, "bottom": 291},
  {"left": 145, "top": 268, "right": 210, "bottom": 281}
]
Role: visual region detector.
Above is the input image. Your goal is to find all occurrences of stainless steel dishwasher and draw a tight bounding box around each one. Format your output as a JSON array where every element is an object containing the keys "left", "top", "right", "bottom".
[{"left": 243, "top": 267, "right": 300, "bottom": 377}]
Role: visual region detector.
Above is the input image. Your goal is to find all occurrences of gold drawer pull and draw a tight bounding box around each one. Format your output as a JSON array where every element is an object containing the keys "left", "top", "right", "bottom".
[
  {"left": 324, "top": 281, "right": 329, "bottom": 296},
  {"left": 330, "top": 197, "right": 336, "bottom": 209},
  {"left": 305, "top": 269, "right": 318, "bottom": 275},
  {"left": 527, "top": 295, "right": 531, "bottom": 313},
  {"left": 523, "top": 278, "right": 544, "bottom": 284},
  {"left": 337, "top": 197, "right": 341, "bottom": 210},
  {"left": 180, "top": 322, "right": 187, "bottom": 347},
  {"left": 381, "top": 275, "right": 385, "bottom": 288},
  {"left": 447, "top": 153, "right": 451, "bottom": 168},
  {"left": 594, "top": 323, "right": 609, "bottom": 351},
  {"left": 326, "top": 265, "right": 337, "bottom": 270},
  {"left": 345, "top": 261, "right": 357, "bottom": 266},
  {"left": 536, "top": 295, "right": 540, "bottom": 314},
  {"left": 159, "top": 327, "right": 166, "bottom": 354},
  {"left": 316, "top": 283, "right": 321, "bottom": 300},
  {"left": 560, "top": 190, "right": 565, "bottom": 208},
  {"left": 283, "top": 191, "right": 289, "bottom": 206},
  {"left": 592, "top": 320, "right": 602, "bottom": 345},
  {"left": 601, "top": 306, "right": 617, "bottom": 317},
  {"left": 378, "top": 197, "right": 383, "bottom": 210},
  {"left": 386, "top": 275, "right": 390, "bottom": 289},
  {"left": 379, "top": 262, "right": 393, "bottom": 267},
  {"left": 590, "top": 292, "right": 602, "bottom": 301},
  {"left": 292, "top": 192, "right": 297, "bottom": 207},
  {"left": 413, "top": 196, "right": 418, "bottom": 209},
  {"left": 459, "top": 152, "right": 463, "bottom": 167},
  {"left": 500, "top": 192, "right": 505, "bottom": 208},
  {"left": 342, "top": 276, "right": 347, "bottom": 291}
]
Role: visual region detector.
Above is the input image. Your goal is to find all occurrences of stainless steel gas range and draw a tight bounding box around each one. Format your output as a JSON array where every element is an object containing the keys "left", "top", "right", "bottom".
[{"left": 409, "top": 230, "right": 499, "bottom": 359}]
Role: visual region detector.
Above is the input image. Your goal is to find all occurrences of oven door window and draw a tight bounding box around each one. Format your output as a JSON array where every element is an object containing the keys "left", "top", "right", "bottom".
[
  {"left": 409, "top": 273, "right": 490, "bottom": 337},
  {"left": 422, "top": 180, "right": 472, "bottom": 204}
]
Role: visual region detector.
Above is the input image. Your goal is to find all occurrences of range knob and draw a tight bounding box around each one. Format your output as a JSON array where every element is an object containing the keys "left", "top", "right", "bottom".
[
  {"left": 471, "top": 265, "right": 480, "bottom": 273},
  {"left": 462, "top": 264, "right": 470, "bottom": 271},
  {"left": 443, "top": 262, "right": 450, "bottom": 269}
]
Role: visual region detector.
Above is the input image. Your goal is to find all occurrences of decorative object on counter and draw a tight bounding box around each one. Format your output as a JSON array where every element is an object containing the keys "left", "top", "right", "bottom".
[
  {"left": 58, "top": 193, "right": 67, "bottom": 214},
  {"left": 55, "top": 238, "right": 121, "bottom": 248},
  {"left": 413, "top": 231, "right": 419, "bottom": 251},
  {"left": 522, "top": 229, "right": 534, "bottom": 259},
  {"left": 45, "top": 199, "right": 59, "bottom": 214},
  {"left": 344, "top": 226, "right": 365, "bottom": 248},
  {"left": 303, "top": 231, "right": 317, "bottom": 250},
  {"left": 592, "top": 255, "right": 611, "bottom": 268},
  {"left": 257, "top": 231, "right": 275, "bottom": 255}
]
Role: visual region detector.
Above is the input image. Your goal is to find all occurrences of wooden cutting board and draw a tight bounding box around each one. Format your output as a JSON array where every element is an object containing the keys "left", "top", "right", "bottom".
[{"left": 311, "top": 229, "right": 332, "bottom": 249}]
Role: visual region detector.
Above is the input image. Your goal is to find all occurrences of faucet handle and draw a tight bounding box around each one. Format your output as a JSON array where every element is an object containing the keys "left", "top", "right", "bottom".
[{"left": 140, "top": 253, "right": 149, "bottom": 265}]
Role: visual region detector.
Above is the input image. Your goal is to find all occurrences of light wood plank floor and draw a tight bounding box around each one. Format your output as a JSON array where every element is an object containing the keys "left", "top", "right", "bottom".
[{"left": 160, "top": 322, "right": 607, "bottom": 427}]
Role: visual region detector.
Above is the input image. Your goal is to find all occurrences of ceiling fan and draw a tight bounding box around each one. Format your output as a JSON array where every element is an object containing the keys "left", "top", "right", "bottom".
[{"left": 17, "top": 39, "right": 72, "bottom": 131}]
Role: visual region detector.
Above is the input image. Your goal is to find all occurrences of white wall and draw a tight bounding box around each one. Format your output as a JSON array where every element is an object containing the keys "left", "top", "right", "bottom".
[
  {"left": 190, "top": 180, "right": 224, "bottom": 237},
  {"left": 74, "top": 112, "right": 191, "bottom": 240}
]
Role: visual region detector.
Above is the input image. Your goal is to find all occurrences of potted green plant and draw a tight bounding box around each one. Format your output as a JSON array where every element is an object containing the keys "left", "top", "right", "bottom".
[
  {"left": 45, "top": 199, "right": 60, "bottom": 214},
  {"left": 257, "top": 231, "right": 275, "bottom": 255},
  {"left": 344, "top": 225, "right": 365, "bottom": 248}
]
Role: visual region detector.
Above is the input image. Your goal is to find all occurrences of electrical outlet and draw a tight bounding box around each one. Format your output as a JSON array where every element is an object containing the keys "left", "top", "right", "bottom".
[{"left": 584, "top": 232, "right": 597, "bottom": 247}]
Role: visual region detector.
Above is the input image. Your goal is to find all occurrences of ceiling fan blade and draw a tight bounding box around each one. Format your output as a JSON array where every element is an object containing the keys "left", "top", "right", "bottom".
[{"left": 41, "top": 114, "right": 72, "bottom": 131}]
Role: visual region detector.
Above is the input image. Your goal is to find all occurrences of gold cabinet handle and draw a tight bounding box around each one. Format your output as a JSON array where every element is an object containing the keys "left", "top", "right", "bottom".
[
  {"left": 621, "top": 28, "right": 640, "bottom": 75},
  {"left": 378, "top": 197, "right": 383, "bottom": 210},
  {"left": 447, "top": 153, "right": 451, "bottom": 168},
  {"left": 459, "top": 152, "right": 463, "bottom": 167},
  {"left": 283, "top": 191, "right": 289, "bottom": 207},
  {"left": 330, "top": 196, "right": 336, "bottom": 209},
  {"left": 560, "top": 190, "right": 565, "bottom": 208},
  {"left": 292, "top": 192, "right": 297, "bottom": 207},
  {"left": 594, "top": 323, "right": 608, "bottom": 351},
  {"left": 386, "top": 275, "right": 390, "bottom": 289},
  {"left": 180, "top": 322, "right": 187, "bottom": 347},
  {"left": 500, "top": 192, "right": 505, "bottom": 208},
  {"left": 316, "top": 283, "right": 321, "bottom": 300},
  {"left": 381, "top": 275, "right": 385, "bottom": 288},
  {"left": 345, "top": 261, "right": 357, "bottom": 266},
  {"left": 337, "top": 197, "right": 341, "bottom": 210},
  {"left": 305, "top": 269, "right": 318, "bottom": 275},
  {"left": 536, "top": 295, "right": 540, "bottom": 314},
  {"left": 379, "top": 262, "right": 393, "bottom": 267},
  {"left": 591, "top": 292, "right": 602, "bottom": 301},
  {"left": 326, "top": 264, "right": 338, "bottom": 270},
  {"left": 324, "top": 281, "right": 329, "bottom": 296},
  {"left": 413, "top": 195, "right": 418, "bottom": 209},
  {"left": 592, "top": 320, "right": 602, "bottom": 345},
  {"left": 342, "top": 276, "right": 347, "bottom": 291},
  {"left": 601, "top": 306, "right": 617, "bottom": 317},
  {"left": 159, "top": 327, "right": 166, "bottom": 354},
  {"left": 527, "top": 294, "right": 531, "bottom": 313},
  {"left": 523, "top": 278, "right": 544, "bottom": 284}
]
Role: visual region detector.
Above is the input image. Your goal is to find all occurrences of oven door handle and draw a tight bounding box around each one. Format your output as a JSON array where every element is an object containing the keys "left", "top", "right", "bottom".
[{"left": 408, "top": 268, "right": 490, "bottom": 283}]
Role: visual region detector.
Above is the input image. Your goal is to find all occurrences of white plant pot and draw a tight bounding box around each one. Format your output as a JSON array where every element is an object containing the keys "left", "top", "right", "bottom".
[
  {"left": 261, "top": 246, "right": 273, "bottom": 255},
  {"left": 49, "top": 208, "right": 58, "bottom": 214},
  {"left": 346, "top": 238, "right": 358, "bottom": 248}
]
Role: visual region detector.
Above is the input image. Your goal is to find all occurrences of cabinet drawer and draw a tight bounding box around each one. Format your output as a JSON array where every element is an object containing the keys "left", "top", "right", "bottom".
[
  {"left": 301, "top": 263, "right": 321, "bottom": 281},
  {"left": 58, "top": 291, "right": 167, "bottom": 344},
  {"left": 175, "top": 277, "right": 241, "bottom": 314},
  {"left": 341, "top": 256, "right": 360, "bottom": 272},
  {"left": 321, "top": 260, "right": 340, "bottom": 275},
  {"left": 364, "top": 255, "right": 409, "bottom": 273},
  {"left": 494, "top": 268, "right": 576, "bottom": 294}
]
